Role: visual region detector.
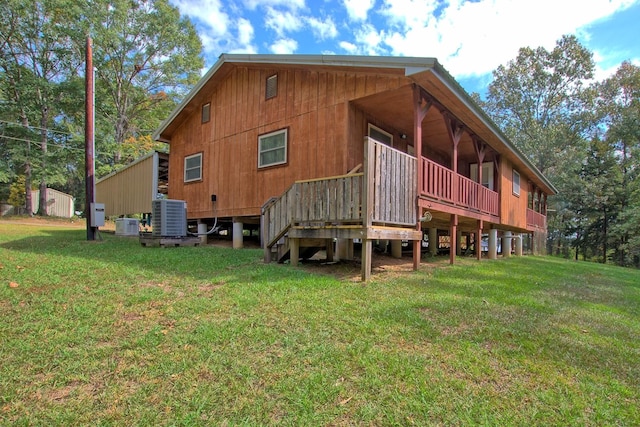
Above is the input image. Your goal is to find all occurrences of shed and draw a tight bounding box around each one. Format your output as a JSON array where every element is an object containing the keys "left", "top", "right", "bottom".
[
  {"left": 95, "top": 151, "right": 169, "bottom": 217},
  {"left": 30, "top": 188, "right": 75, "bottom": 218}
]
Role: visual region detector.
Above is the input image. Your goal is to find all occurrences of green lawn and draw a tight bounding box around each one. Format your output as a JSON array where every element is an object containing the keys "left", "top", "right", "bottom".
[{"left": 1, "top": 221, "right": 638, "bottom": 425}]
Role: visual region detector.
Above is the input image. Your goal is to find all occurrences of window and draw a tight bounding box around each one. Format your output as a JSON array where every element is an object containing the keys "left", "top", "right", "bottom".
[
  {"left": 512, "top": 169, "right": 520, "bottom": 196},
  {"left": 201, "top": 103, "right": 210, "bottom": 124},
  {"left": 184, "top": 153, "right": 202, "bottom": 182},
  {"left": 470, "top": 162, "right": 495, "bottom": 190},
  {"left": 258, "top": 129, "right": 287, "bottom": 168},
  {"left": 368, "top": 124, "right": 393, "bottom": 146},
  {"left": 266, "top": 74, "right": 278, "bottom": 100}
]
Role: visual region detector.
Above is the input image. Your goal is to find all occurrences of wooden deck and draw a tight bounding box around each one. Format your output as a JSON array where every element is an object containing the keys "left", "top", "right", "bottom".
[{"left": 262, "top": 137, "right": 546, "bottom": 280}]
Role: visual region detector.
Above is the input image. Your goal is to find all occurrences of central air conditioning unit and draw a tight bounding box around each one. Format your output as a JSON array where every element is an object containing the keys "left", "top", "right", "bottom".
[{"left": 152, "top": 199, "right": 187, "bottom": 237}]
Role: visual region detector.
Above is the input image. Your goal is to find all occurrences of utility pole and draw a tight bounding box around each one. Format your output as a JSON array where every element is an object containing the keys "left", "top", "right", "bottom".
[{"left": 85, "top": 37, "right": 96, "bottom": 240}]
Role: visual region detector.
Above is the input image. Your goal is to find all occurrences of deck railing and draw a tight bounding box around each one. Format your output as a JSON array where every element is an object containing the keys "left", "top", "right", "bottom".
[
  {"left": 262, "top": 173, "right": 364, "bottom": 248},
  {"left": 366, "top": 138, "right": 417, "bottom": 226},
  {"left": 527, "top": 208, "right": 546, "bottom": 229},
  {"left": 421, "top": 157, "right": 499, "bottom": 217}
]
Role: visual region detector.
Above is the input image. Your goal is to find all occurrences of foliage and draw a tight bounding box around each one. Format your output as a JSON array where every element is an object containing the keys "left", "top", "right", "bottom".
[
  {"left": 0, "top": 0, "right": 202, "bottom": 213},
  {"left": 85, "top": 0, "right": 203, "bottom": 164},
  {"left": 7, "top": 175, "right": 25, "bottom": 207},
  {"left": 1, "top": 223, "right": 639, "bottom": 424},
  {"left": 482, "top": 36, "right": 640, "bottom": 267},
  {"left": 483, "top": 35, "right": 594, "bottom": 179}
]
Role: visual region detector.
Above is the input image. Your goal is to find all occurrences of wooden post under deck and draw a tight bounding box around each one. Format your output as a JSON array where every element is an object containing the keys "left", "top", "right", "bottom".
[
  {"left": 476, "top": 220, "right": 483, "bottom": 260},
  {"left": 413, "top": 85, "right": 431, "bottom": 271},
  {"left": 290, "top": 238, "right": 300, "bottom": 267},
  {"left": 450, "top": 214, "right": 458, "bottom": 265},
  {"left": 362, "top": 137, "right": 375, "bottom": 281}
]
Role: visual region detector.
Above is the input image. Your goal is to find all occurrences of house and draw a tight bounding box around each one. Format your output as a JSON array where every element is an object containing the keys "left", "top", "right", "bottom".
[
  {"left": 95, "top": 151, "right": 169, "bottom": 218},
  {"left": 153, "top": 54, "right": 556, "bottom": 280}
]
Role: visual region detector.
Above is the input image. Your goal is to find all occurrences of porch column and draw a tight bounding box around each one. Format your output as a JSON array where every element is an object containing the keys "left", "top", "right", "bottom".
[
  {"left": 488, "top": 228, "right": 498, "bottom": 260},
  {"left": 391, "top": 240, "right": 403, "bottom": 258},
  {"left": 515, "top": 233, "right": 523, "bottom": 256},
  {"left": 428, "top": 228, "right": 438, "bottom": 256},
  {"left": 232, "top": 218, "right": 243, "bottom": 249},
  {"left": 456, "top": 229, "right": 463, "bottom": 256},
  {"left": 197, "top": 221, "right": 207, "bottom": 245},
  {"left": 476, "top": 220, "right": 483, "bottom": 260},
  {"left": 413, "top": 85, "right": 432, "bottom": 272},
  {"left": 503, "top": 231, "right": 512, "bottom": 258},
  {"left": 450, "top": 214, "right": 458, "bottom": 265}
]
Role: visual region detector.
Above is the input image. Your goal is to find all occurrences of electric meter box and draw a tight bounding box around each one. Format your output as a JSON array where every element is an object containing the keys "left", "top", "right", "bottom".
[{"left": 90, "top": 203, "right": 105, "bottom": 227}]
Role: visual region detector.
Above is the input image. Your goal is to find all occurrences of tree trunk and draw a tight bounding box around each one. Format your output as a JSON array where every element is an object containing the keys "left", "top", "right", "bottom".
[{"left": 602, "top": 209, "right": 608, "bottom": 264}]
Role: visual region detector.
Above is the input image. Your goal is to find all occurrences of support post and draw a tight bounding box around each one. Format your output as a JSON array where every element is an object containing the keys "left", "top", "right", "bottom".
[
  {"left": 456, "top": 229, "right": 463, "bottom": 256},
  {"left": 290, "top": 238, "right": 299, "bottom": 266},
  {"left": 262, "top": 209, "right": 271, "bottom": 263},
  {"left": 504, "top": 231, "right": 512, "bottom": 258},
  {"left": 515, "top": 233, "right": 523, "bottom": 256},
  {"left": 232, "top": 218, "right": 243, "bottom": 249},
  {"left": 428, "top": 228, "right": 438, "bottom": 256},
  {"left": 450, "top": 214, "right": 458, "bottom": 265},
  {"left": 325, "top": 239, "right": 334, "bottom": 262},
  {"left": 361, "top": 240, "right": 372, "bottom": 281},
  {"left": 391, "top": 240, "right": 402, "bottom": 259},
  {"left": 197, "top": 222, "right": 207, "bottom": 245},
  {"left": 476, "top": 220, "right": 483, "bottom": 260},
  {"left": 488, "top": 228, "right": 498, "bottom": 260}
]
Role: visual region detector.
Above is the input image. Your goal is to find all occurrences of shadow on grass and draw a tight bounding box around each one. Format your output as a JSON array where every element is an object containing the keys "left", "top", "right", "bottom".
[{"left": 0, "top": 227, "right": 313, "bottom": 286}]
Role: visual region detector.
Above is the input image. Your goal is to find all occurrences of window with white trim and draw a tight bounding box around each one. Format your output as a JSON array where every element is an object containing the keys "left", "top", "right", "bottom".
[
  {"left": 512, "top": 169, "right": 520, "bottom": 196},
  {"left": 368, "top": 123, "right": 393, "bottom": 146},
  {"left": 184, "top": 153, "right": 202, "bottom": 182},
  {"left": 258, "top": 129, "right": 287, "bottom": 168}
]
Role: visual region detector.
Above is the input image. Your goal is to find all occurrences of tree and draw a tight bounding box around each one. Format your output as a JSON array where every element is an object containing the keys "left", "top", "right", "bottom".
[
  {"left": 596, "top": 62, "right": 640, "bottom": 265},
  {"left": 0, "top": 0, "right": 83, "bottom": 215},
  {"left": 481, "top": 35, "right": 596, "bottom": 256},
  {"left": 85, "top": 0, "right": 203, "bottom": 166},
  {"left": 483, "top": 35, "right": 594, "bottom": 179}
]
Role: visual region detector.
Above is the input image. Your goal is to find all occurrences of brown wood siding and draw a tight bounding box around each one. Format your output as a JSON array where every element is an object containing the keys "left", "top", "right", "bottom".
[
  {"left": 499, "top": 158, "right": 529, "bottom": 229},
  {"left": 168, "top": 66, "right": 404, "bottom": 220},
  {"left": 96, "top": 154, "right": 156, "bottom": 216}
]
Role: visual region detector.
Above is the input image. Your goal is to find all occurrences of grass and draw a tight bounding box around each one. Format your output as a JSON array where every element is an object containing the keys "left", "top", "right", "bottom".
[{"left": 0, "top": 220, "right": 639, "bottom": 425}]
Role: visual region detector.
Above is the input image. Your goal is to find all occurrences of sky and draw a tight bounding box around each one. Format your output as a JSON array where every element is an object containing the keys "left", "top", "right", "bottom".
[{"left": 168, "top": 0, "right": 640, "bottom": 96}]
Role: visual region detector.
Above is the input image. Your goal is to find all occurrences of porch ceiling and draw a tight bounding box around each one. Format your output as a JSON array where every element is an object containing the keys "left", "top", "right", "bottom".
[
  {"left": 352, "top": 77, "right": 556, "bottom": 195},
  {"left": 351, "top": 84, "right": 485, "bottom": 161}
]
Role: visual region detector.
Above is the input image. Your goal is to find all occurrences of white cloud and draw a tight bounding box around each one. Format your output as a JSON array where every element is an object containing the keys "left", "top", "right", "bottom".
[
  {"left": 307, "top": 16, "right": 338, "bottom": 40},
  {"left": 357, "top": 0, "right": 638, "bottom": 77},
  {"left": 270, "top": 38, "right": 299, "bottom": 54},
  {"left": 265, "top": 7, "right": 304, "bottom": 37},
  {"left": 170, "top": 0, "right": 230, "bottom": 35},
  {"left": 342, "top": 0, "right": 375, "bottom": 21},
  {"left": 243, "top": 0, "right": 305, "bottom": 10},
  {"left": 339, "top": 41, "right": 358, "bottom": 53}
]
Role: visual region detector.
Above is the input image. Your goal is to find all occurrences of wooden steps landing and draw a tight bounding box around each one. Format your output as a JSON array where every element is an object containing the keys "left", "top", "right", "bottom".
[{"left": 273, "top": 237, "right": 331, "bottom": 263}]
